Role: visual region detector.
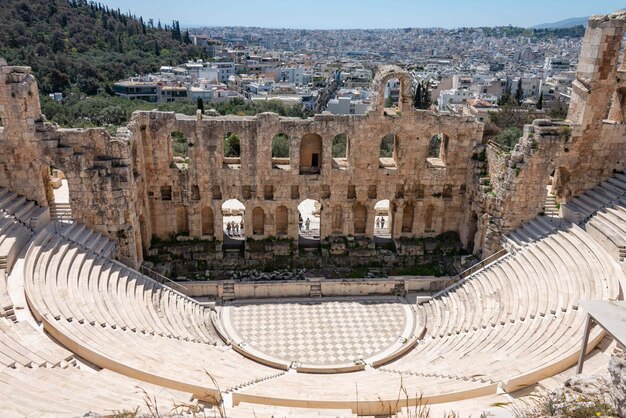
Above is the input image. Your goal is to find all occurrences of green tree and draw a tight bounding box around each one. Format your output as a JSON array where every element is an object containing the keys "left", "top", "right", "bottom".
[
  {"left": 385, "top": 95, "right": 394, "bottom": 107},
  {"left": 493, "top": 127, "right": 523, "bottom": 150},
  {"left": 498, "top": 83, "right": 513, "bottom": 106},
  {"left": 536, "top": 92, "right": 543, "bottom": 110},
  {"left": 271, "top": 133, "right": 289, "bottom": 158},
  {"left": 197, "top": 98, "right": 204, "bottom": 113},
  {"left": 223, "top": 133, "right": 241, "bottom": 157},
  {"left": 380, "top": 134, "right": 395, "bottom": 158},
  {"left": 421, "top": 81, "right": 431, "bottom": 109},
  {"left": 332, "top": 134, "right": 347, "bottom": 158},
  {"left": 489, "top": 101, "right": 537, "bottom": 131},
  {"left": 413, "top": 82, "right": 422, "bottom": 109},
  {"left": 171, "top": 131, "right": 189, "bottom": 158}
]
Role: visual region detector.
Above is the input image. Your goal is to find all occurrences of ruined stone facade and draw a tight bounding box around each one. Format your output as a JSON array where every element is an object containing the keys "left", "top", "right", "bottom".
[
  {"left": 479, "top": 11, "right": 626, "bottom": 254},
  {"left": 1, "top": 12, "right": 626, "bottom": 263}
]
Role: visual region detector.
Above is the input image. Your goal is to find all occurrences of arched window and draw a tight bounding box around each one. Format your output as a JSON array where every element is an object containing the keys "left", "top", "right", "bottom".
[
  {"left": 384, "top": 78, "right": 400, "bottom": 108},
  {"left": 171, "top": 131, "right": 189, "bottom": 170},
  {"left": 299, "top": 133, "right": 322, "bottom": 174},
  {"left": 298, "top": 199, "right": 321, "bottom": 243},
  {"left": 222, "top": 199, "right": 245, "bottom": 245},
  {"left": 427, "top": 133, "right": 448, "bottom": 167},
  {"left": 379, "top": 133, "right": 398, "bottom": 169},
  {"left": 374, "top": 200, "right": 392, "bottom": 238},
  {"left": 223, "top": 132, "right": 241, "bottom": 169},
  {"left": 271, "top": 133, "right": 290, "bottom": 170},
  {"left": 332, "top": 133, "right": 348, "bottom": 170}
]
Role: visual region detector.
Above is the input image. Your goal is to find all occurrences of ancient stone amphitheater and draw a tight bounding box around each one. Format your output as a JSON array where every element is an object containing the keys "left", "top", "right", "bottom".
[{"left": 0, "top": 11, "right": 625, "bottom": 418}]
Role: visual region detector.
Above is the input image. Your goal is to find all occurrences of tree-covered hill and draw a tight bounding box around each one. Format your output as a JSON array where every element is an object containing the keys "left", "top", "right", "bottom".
[{"left": 0, "top": 0, "right": 202, "bottom": 95}]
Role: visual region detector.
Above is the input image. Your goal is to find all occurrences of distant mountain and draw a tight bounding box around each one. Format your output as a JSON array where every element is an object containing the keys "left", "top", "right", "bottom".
[{"left": 532, "top": 17, "right": 588, "bottom": 29}]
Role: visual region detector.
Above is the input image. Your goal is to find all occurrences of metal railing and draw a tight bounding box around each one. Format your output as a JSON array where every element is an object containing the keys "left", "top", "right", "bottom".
[
  {"left": 52, "top": 213, "right": 74, "bottom": 233},
  {"left": 431, "top": 248, "right": 509, "bottom": 300},
  {"left": 116, "top": 254, "right": 189, "bottom": 293}
]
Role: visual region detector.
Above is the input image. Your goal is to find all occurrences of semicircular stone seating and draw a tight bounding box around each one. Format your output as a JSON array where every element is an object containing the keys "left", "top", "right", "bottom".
[
  {"left": 0, "top": 191, "right": 195, "bottom": 416},
  {"left": 0, "top": 168, "right": 624, "bottom": 416}
]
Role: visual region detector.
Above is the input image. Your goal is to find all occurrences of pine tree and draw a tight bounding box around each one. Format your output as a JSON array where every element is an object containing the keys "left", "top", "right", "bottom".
[
  {"left": 536, "top": 92, "right": 543, "bottom": 110},
  {"left": 515, "top": 78, "right": 524, "bottom": 105},
  {"left": 413, "top": 81, "right": 431, "bottom": 110},
  {"left": 498, "top": 83, "right": 512, "bottom": 106},
  {"left": 413, "top": 82, "right": 422, "bottom": 109},
  {"left": 422, "top": 81, "right": 431, "bottom": 109},
  {"left": 197, "top": 98, "right": 205, "bottom": 113}
]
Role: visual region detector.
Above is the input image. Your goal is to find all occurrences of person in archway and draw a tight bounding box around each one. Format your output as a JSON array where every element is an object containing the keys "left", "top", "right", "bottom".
[
  {"left": 305, "top": 217, "right": 310, "bottom": 232},
  {"left": 381, "top": 217, "right": 385, "bottom": 230},
  {"left": 376, "top": 217, "right": 381, "bottom": 230},
  {"left": 226, "top": 222, "right": 232, "bottom": 236},
  {"left": 299, "top": 213, "right": 303, "bottom": 231},
  {"left": 240, "top": 219, "right": 244, "bottom": 232}
]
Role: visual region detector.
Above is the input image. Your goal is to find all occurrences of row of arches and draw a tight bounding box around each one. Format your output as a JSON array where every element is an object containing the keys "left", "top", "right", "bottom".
[
  {"left": 170, "top": 131, "right": 450, "bottom": 172},
  {"left": 177, "top": 199, "right": 441, "bottom": 242}
]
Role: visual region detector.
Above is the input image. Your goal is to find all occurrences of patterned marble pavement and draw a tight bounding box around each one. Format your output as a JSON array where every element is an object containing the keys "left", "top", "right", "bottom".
[{"left": 223, "top": 297, "right": 413, "bottom": 366}]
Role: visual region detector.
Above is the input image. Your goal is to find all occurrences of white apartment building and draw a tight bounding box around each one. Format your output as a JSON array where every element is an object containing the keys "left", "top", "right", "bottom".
[
  {"left": 276, "top": 67, "right": 306, "bottom": 85},
  {"left": 544, "top": 57, "right": 571, "bottom": 77},
  {"left": 326, "top": 97, "right": 369, "bottom": 115},
  {"left": 212, "top": 62, "right": 236, "bottom": 83},
  {"left": 438, "top": 88, "right": 476, "bottom": 111}
]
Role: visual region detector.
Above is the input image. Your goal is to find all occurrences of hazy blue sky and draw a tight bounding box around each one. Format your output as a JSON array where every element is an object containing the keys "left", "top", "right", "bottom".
[{"left": 98, "top": 1, "right": 624, "bottom": 29}]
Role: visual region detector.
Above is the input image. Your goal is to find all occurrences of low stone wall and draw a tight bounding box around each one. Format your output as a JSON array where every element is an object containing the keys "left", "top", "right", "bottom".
[
  {"left": 145, "top": 232, "right": 465, "bottom": 279},
  {"left": 179, "top": 276, "right": 453, "bottom": 300}
]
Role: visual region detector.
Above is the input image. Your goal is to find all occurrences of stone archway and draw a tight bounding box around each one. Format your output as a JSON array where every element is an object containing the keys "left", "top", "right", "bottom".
[
  {"left": 370, "top": 66, "right": 414, "bottom": 114},
  {"left": 299, "top": 133, "right": 322, "bottom": 174}
]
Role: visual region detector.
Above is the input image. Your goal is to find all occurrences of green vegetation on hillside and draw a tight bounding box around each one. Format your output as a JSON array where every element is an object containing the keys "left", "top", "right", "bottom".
[
  {"left": 40, "top": 95, "right": 310, "bottom": 132},
  {"left": 469, "top": 25, "right": 585, "bottom": 39},
  {"left": 0, "top": 0, "right": 202, "bottom": 95}
]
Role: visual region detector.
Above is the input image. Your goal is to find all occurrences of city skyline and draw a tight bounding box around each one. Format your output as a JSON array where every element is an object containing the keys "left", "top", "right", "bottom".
[{"left": 98, "top": 0, "right": 624, "bottom": 29}]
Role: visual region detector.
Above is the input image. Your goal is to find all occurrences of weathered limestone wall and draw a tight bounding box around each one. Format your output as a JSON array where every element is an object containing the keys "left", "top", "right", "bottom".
[
  {"left": 0, "top": 61, "right": 48, "bottom": 204},
  {"left": 0, "top": 61, "right": 141, "bottom": 262},
  {"left": 478, "top": 12, "right": 626, "bottom": 255},
  {"left": 563, "top": 11, "right": 626, "bottom": 197},
  {"left": 482, "top": 121, "right": 570, "bottom": 254},
  {"left": 127, "top": 69, "right": 484, "bottom": 261}
]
